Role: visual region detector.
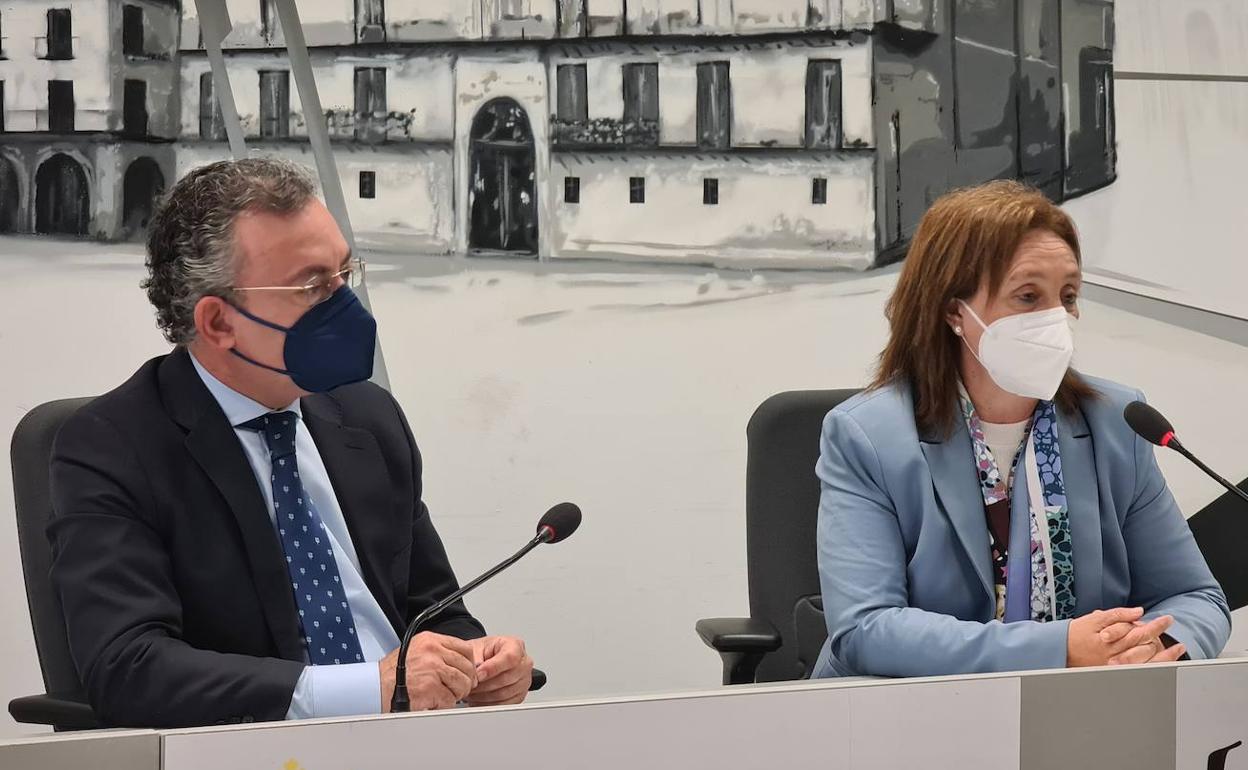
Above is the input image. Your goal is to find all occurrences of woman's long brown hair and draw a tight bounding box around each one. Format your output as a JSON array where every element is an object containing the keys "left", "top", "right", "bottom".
[{"left": 870, "top": 180, "right": 1097, "bottom": 437}]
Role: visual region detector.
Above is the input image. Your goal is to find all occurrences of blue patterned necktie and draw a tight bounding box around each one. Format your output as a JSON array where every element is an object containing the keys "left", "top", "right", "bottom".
[{"left": 240, "top": 411, "right": 365, "bottom": 666}]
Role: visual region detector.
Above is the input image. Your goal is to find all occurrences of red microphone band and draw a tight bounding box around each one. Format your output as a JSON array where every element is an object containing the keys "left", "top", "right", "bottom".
[{"left": 1160, "top": 430, "right": 1176, "bottom": 448}]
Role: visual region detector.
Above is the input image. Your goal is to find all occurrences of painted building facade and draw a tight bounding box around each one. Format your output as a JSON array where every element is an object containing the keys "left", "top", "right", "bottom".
[
  {"left": 2, "top": 0, "right": 1116, "bottom": 269},
  {"left": 0, "top": 0, "right": 179, "bottom": 238}
]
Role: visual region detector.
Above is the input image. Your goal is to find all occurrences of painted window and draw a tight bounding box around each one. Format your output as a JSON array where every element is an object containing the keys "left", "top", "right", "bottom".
[
  {"left": 812, "top": 177, "right": 828, "bottom": 205},
  {"left": 259, "top": 70, "right": 290, "bottom": 138},
  {"left": 354, "top": 67, "right": 387, "bottom": 141},
  {"left": 46, "top": 9, "right": 73, "bottom": 60},
  {"left": 703, "top": 178, "right": 719, "bottom": 205},
  {"left": 123, "top": 5, "right": 144, "bottom": 56},
  {"left": 48, "top": 81, "right": 74, "bottom": 132},
  {"left": 359, "top": 171, "right": 376, "bottom": 199},
  {"left": 557, "top": 64, "right": 588, "bottom": 123},
  {"left": 356, "top": 0, "right": 386, "bottom": 42},
  {"left": 124, "top": 79, "right": 147, "bottom": 137},
  {"left": 199, "top": 73, "right": 226, "bottom": 141},
  {"left": 556, "top": 0, "right": 589, "bottom": 37},
  {"left": 805, "top": 60, "right": 843, "bottom": 149},
  {"left": 696, "top": 62, "right": 730, "bottom": 150},
  {"left": 260, "top": 0, "right": 282, "bottom": 43},
  {"left": 623, "top": 63, "right": 659, "bottom": 124},
  {"left": 629, "top": 176, "right": 645, "bottom": 204},
  {"left": 564, "top": 176, "right": 580, "bottom": 204}
]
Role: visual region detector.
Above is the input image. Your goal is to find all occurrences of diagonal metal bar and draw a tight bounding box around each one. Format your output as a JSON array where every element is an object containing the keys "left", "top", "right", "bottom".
[
  {"left": 271, "top": 0, "right": 389, "bottom": 389},
  {"left": 271, "top": 0, "right": 354, "bottom": 250},
  {"left": 194, "top": 0, "right": 247, "bottom": 159}
]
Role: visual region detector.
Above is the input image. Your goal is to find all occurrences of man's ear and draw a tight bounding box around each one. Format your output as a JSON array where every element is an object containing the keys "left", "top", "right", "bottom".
[{"left": 194, "top": 296, "right": 237, "bottom": 351}]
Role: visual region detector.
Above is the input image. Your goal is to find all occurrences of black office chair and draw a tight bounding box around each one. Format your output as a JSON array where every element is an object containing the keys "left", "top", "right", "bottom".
[
  {"left": 696, "top": 389, "right": 1248, "bottom": 686},
  {"left": 1188, "top": 478, "right": 1248, "bottom": 612},
  {"left": 9, "top": 397, "right": 547, "bottom": 731},
  {"left": 696, "top": 390, "right": 858, "bottom": 685},
  {"left": 9, "top": 397, "right": 99, "bottom": 730}
]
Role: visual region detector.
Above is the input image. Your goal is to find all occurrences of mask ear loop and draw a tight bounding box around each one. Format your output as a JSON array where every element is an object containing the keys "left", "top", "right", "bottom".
[
  {"left": 226, "top": 299, "right": 295, "bottom": 377},
  {"left": 229, "top": 348, "right": 296, "bottom": 377},
  {"left": 956, "top": 299, "right": 991, "bottom": 334},
  {"left": 954, "top": 300, "right": 993, "bottom": 370},
  {"left": 229, "top": 300, "right": 295, "bottom": 334}
]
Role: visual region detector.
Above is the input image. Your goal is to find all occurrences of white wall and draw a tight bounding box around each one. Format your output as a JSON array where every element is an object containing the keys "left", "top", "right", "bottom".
[
  {"left": 386, "top": 0, "right": 478, "bottom": 41},
  {"left": 179, "top": 0, "right": 889, "bottom": 45},
  {"left": 625, "top": 0, "right": 701, "bottom": 34},
  {"left": 1062, "top": 0, "right": 1248, "bottom": 320},
  {"left": 174, "top": 144, "right": 455, "bottom": 253},
  {"left": 732, "top": 0, "right": 816, "bottom": 32},
  {"left": 183, "top": 0, "right": 356, "bottom": 48},
  {"left": 0, "top": 0, "right": 113, "bottom": 131},
  {"left": 550, "top": 152, "right": 875, "bottom": 267},
  {"left": 4, "top": 242, "right": 1246, "bottom": 739},
  {"left": 635, "top": 41, "right": 874, "bottom": 149},
  {"left": 1115, "top": 0, "right": 1248, "bottom": 75},
  {"left": 178, "top": 52, "right": 456, "bottom": 141}
]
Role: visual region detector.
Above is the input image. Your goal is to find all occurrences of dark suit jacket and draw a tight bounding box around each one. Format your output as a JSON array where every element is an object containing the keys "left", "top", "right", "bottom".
[{"left": 47, "top": 348, "right": 485, "bottom": 728}]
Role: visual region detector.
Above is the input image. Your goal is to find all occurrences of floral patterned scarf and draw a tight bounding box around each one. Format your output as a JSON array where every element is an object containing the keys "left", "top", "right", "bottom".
[{"left": 959, "top": 391, "right": 1077, "bottom": 622}]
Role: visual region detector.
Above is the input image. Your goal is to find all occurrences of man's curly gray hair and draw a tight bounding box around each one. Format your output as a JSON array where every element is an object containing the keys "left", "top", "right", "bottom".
[{"left": 142, "top": 158, "right": 318, "bottom": 345}]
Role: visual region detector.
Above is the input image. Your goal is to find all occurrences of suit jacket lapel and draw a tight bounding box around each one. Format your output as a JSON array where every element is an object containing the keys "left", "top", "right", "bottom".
[
  {"left": 301, "top": 396, "right": 401, "bottom": 632},
  {"left": 1059, "top": 405, "right": 1104, "bottom": 615},
  {"left": 159, "top": 349, "right": 305, "bottom": 661},
  {"left": 920, "top": 422, "right": 996, "bottom": 607}
]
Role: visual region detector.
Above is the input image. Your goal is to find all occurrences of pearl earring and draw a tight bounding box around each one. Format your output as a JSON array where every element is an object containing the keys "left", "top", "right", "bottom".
[{"left": 954, "top": 326, "right": 963, "bottom": 336}]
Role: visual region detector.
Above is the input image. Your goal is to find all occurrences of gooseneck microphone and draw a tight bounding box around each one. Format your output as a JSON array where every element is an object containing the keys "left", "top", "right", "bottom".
[
  {"left": 390, "top": 502, "right": 582, "bottom": 713},
  {"left": 1124, "top": 401, "right": 1248, "bottom": 505}
]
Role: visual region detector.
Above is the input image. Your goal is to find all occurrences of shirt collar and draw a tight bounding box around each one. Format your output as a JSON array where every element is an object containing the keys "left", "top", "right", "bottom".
[{"left": 189, "top": 352, "right": 302, "bottom": 428}]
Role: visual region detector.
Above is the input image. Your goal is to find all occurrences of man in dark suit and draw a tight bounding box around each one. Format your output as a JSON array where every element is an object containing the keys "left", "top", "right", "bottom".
[{"left": 48, "top": 158, "right": 533, "bottom": 728}]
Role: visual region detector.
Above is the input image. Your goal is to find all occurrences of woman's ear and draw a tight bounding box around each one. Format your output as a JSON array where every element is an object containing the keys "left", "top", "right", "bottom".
[{"left": 945, "top": 298, "right": 964, "bottom": 337}]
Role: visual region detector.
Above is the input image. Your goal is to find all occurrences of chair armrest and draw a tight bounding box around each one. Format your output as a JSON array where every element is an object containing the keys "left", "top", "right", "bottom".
[
  {"left": 9, "top": 693, "right": 100, "bottom": 730},
  {"left": 696, "top": 617, "right": 782, "bottom": 654},
  {"left": 695, "top": 617, "right": 782, "bottom": 685},
  {"left": 529, "top": 667, "right": 547, "bottom": 692}
]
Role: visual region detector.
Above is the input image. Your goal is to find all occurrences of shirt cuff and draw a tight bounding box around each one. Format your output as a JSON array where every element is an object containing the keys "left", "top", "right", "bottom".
[{"left": 285, "top": 662, "right": 382, "bottom": 720}]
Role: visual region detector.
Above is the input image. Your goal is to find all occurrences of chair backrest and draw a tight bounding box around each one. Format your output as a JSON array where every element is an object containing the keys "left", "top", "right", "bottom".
[
  {"left": 745, "top": 389, "right": 858, "bottom": 682},
  {"left": 1188, "top": 478, "right": 1248, "bottom": 613},
  {"left": 11, "top": 397, "right": 94, "bottom": 699}
]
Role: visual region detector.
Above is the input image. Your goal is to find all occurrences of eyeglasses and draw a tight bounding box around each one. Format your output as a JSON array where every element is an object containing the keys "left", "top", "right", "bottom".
[{"left": 230, "top": 257, "right": 366, "bottom": 308}]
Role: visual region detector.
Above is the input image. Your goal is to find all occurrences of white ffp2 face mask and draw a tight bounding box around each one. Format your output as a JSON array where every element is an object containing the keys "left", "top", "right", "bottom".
[{"left": 958, "top": 300, "right": 1076, "bottom": 401}]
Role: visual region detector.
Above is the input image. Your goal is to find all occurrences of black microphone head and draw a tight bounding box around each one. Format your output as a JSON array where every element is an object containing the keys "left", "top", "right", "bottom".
[
  {"left": 1124, "top": 401, "right": 1176, "bottom": 447},
  {"left": 537, "top": 502, "right": 581, "bottom": 544}
]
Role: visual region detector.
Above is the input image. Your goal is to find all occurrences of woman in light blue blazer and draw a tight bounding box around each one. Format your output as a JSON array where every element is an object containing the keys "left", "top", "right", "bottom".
[{"left": 812, "top": 181, "right": 1230, "bottom": 679}]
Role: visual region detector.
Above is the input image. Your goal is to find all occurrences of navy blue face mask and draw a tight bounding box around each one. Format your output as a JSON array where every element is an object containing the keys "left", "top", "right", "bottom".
[{"left": 229, "top": 285, "right": 377, "bottom": 393}]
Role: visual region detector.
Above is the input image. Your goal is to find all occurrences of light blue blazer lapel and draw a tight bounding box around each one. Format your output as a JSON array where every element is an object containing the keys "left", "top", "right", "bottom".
[
  {"left": 920, "top": 422, "right": 995, "bottom": 607},
  {"left": 1059, "top": 404, "right": 1104, "bottom": 615}
]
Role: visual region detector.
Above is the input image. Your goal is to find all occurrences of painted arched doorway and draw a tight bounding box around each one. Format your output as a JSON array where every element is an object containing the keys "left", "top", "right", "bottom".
[
  {"left": 122, "top": 157, "right": 165, "bottom": 239},
  {"left": 35, "top": 153, "right": 90, "bottom": 236},
  {"left": 468, "top": 98, "right": 538, "bottom": 255},
  {"left": 0, "top": 156, "right": 19, "bottom": 233}
]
